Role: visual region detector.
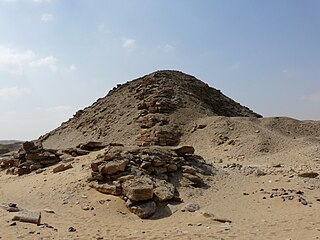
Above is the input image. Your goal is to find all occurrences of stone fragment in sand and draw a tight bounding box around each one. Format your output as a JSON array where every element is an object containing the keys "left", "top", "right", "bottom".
[{"left": 12, "top": 211, "right": 41, "bottom": 225}]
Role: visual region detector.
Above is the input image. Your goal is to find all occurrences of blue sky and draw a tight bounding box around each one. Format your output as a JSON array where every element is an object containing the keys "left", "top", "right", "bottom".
[{"left": 0, "top": 0, "right": 319, "bottom": 140}]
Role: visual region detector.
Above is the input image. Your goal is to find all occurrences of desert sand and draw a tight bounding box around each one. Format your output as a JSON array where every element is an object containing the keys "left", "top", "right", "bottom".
[{"left": 1, "top": 71, "right": 320, "bottom": 240}]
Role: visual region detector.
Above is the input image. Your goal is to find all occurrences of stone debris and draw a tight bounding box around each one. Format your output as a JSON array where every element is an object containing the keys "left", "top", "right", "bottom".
[
  {"left": 128, "top": 201, "right": 157, "bottom": 219},
  {"left": 89, "top": 145, "right": 214, "bottom": 218},
  {"left": 43, "top": 208, "right": 55, "bottom": 214},
  {"left": 52, "top": 163, "right": 73, "bottom": 173},
  {"left": 0, "top": 140, "right": 108, "bottom": 176},
  {"left": 77, "top": 141, "right": 106, "bottom": 151},
  {"left": 298, "top": 172, "right": 319, "bottom": 178},
  {"left": 260, "top": 188, "right": 310, "bottom": 206},
  {"left": 213, "top": 218, "right": 232, "bottom": 223},
  {"left": 184, "top": 203, "right": 200, "bottom": 212},
  {"left": 0, "top": 141, "right": 60, "bottom": 176},
  {"left": 68, "top": 226, "right": 76, "bottom": 232},
  {"left": 173, "top": 146, "right": 195, "bottom": 156},
  {"left": 154, "top": 180, "right": 175, "bottom": 202},
  {"left": 123, "top": 177, "right": 154, "bottom": 201},
  {"left": 1, "top": 202, "right": 23, "bottom": 212},
  {"left": 221, "top": 161, "right": 320, "bottom": 180},
  {"left": 12, "top": 211, "right": 41, "bottom": 225},
  {"left": 100, "top": 160, "right": 129, "bottom": 175}
]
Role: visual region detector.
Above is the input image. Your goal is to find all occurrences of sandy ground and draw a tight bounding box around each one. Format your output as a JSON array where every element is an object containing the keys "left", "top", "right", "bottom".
[{"left": 1, "top": 116, "right": 320, "bottom": 240}]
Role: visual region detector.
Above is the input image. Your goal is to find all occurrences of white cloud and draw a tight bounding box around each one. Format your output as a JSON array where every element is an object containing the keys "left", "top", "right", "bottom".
[
  {"left": 69, "top": 64, "right": 76, "bottom": 72},
  {"left": 163, "top": 44, "right": 175, "bottom": 52},
  {"left": 0, "top": 0, "right": 51, "bottom": 4},
  {"left": 301, "top": 92, "right": 320, "bottom": 103},
  {"left": 122, "top": 38, "right": 136, "bottom": 49},
  {"left": 0, "top": 46, "right": 35, "bottom": 75},
  {"left": 29, "top": 55, "right": 57, "bottom": 72},
  {"left": 0, "top": 87, "right": 30, "bottom": 100},
  {"left": 231, "top": 62, "right": 241, "bottom": 70},
  {"left": 98, "top": 23, "right": 105, "bottom": 32},
  {"left": 0, "top": 45, "right": 59, "bottom": 75},
  {"left": 32, "top": 0, "right": 51, "bottom": 3},
  {"left": 282, "top": 69, "right": 296, "bottom": 78},
  {"left": 41, "top": 13, "right": 54, "bottom": 22},
  {"left": 0, "top": 0, "right": 17, "bottom": 3}
]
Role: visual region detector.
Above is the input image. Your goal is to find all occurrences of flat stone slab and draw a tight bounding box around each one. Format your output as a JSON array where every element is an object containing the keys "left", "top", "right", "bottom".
[
  {"left": 123, "top": 176, "right": 154, "bottom": 201},
  {"left": 12, "top": 211, "right": 41, "bottom": 225}
]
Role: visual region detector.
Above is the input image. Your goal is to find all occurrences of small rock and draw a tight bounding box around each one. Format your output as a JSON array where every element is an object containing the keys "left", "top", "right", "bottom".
[
  {"left": 100, "top": 160, "right": 129, "bottom": 175},
  {"left": 68, "top": 227, "right": 76, "bottom": 232},
  {"left": 213, "top": 217, "right": 232, "bottom": 223},
  {"left": 154, "top": 180, "right": 175, "bottom": 202},
  {"left": 272, "top": 163, "right": 282, "bottom": 168},
  {"left": 43, "top": 208, "right": 55, "bottom": 214},
  {"left": 1, "top": 203, "right": 23, "bottom": 212},
  {"left": 167, "top": 164, "right": 178, "bottom": 172},
  {"left": 299, "top": 197, "right": 308, "bottom": 205},
  {"left": 81, "top": 206, "right": 90, "bottom": 211},
  {"left": 174, "top": 146, "right": 195, "bottom": 156},
  {"left": 129, "top": 201, "right": 156, "bottom": 219},
  {"left": 183, "top": 173, "right": 203, "bottom": 184},
  {"left": 298, "top": 172, "right": 319, "bottom": 178},
  {"left": 182, "top": 166, "right": 199, "bottom": 175},
  {"left": 35, "top": 169, "right": 45, "bottom": 174},
  {"left": 184, "top": 203, "right": 200, "bottom": 212},
  {"left": 90, "top": 182, "right": 122, "bottom": 196},
  {"left": 255, "top": 169, "right": 266, "bottom": 177},
  {"left": 52, "top": 163, "right": 73, "bottom": 173},
  {"left": 198, "top": 124, "right": 207, "bottom": 129},
  {"left": 140, "top": 161, "right": 152, "bottom": 169},
  {"left": 200, "top": 211, "right": 214, "bottom": 218}
]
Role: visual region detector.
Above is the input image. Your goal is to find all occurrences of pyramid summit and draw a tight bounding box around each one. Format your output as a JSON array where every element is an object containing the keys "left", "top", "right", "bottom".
[{"left": 40, "top": 70, "right": 261, "bottom": 149}]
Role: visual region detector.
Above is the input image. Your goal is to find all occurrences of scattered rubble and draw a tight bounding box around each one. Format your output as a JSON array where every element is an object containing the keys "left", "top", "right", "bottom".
[
  {"left": 1, "top": 203, "right": 23, "bottom": 212},
  {"left": 89, "top": 145, "right": 214, "bottom": 218},
  {"left": 0, "top": 140, "right": 108, "bottom": 176},
  {"left": 0, "top": 141, "right": 60, "bottom": 176},
  {"left": 1, "top": 202, "right": 41, "bottom": 225},
  {"left": 260, "top": 188, "right": 310, "bottom": 206}
]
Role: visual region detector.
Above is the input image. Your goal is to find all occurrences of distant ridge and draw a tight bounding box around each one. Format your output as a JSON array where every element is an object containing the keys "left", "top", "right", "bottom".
[
  {"left": 0, "top": 140, "right": 23, "bottom": 155},
  {"left": 40, "top": 70, "right": 261, "bottom": 149}
]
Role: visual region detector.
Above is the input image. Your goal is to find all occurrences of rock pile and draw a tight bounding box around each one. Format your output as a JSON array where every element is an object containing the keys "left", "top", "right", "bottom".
[
  {"left": 0, "top": 141, "right": 60, "bottom": 175},
  {"left": 0, "top": 141, "right": 110, "bottom": 175},
  {"left": 89, "top": 144, "right": 214, "bottom": 218}
]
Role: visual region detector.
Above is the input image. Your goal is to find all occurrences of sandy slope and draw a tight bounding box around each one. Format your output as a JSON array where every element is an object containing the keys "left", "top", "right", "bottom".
[{"left": 1, "top": 116, "right": 320, "bottom": 240}]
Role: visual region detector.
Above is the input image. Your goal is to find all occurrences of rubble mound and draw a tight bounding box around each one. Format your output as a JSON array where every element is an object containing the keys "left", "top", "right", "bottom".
[
  {"left": 0, "top": 141, "right": 61, "bottom": 175},
  {"left": 89, "top": 144, "right": 214, "bottom": 218},
  {"left": 40, "top": 70, "right": 261, "bottom": 149},
  {"left": 0, "top": 141, "right": 111, "bottom": 175}
]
